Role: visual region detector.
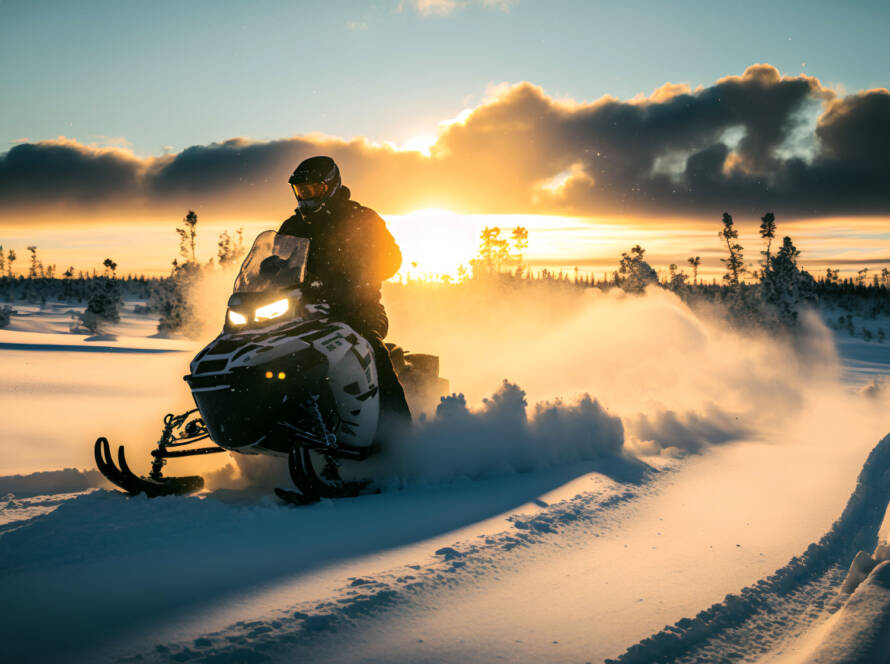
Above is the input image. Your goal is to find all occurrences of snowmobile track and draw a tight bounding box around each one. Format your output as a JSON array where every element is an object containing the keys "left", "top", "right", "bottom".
[{"left": 606, "top": 433, "right": 890, "bottom": 663}]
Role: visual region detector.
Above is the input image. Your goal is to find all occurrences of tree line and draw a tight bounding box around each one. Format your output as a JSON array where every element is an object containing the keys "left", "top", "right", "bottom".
[
  {"left": 457, "top": 213, "right": 890, "bottom": 339},
  {"left": 0, "top": 211, "right": 245, "bottom": 335},
  {"left": 2, "top": 211, "right": 888, "bottom": 340}
]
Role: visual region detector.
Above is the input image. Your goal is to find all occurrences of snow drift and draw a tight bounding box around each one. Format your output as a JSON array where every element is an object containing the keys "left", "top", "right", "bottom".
[
  {"left": 806, "top": 561, "right": 890, "bottom": 663},
  {"left": 606, "top": 432, "right": 890, "bottom": 663}
]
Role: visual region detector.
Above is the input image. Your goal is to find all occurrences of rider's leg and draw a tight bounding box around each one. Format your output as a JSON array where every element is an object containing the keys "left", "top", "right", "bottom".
[
  {"left": 339, "top": 303, "right": 412, "bottom": 432},
  {"left": 367, "top": 331, "right": 412, "bottom": 424}
]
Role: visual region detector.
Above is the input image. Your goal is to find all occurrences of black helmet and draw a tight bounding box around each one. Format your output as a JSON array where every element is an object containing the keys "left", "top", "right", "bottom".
[{"left": 288, "top": 156, "right": 341, "bottom": 214}]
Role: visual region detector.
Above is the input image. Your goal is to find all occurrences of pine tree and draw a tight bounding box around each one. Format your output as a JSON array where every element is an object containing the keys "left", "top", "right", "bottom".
[
  {"left": 177, "top": 210, "right": 198, "bottom": 263},
  {"left": 667, "top": 263, "right": 688, "bottom": 291},
  {"left": 617, "top": 245, "right": 657, "bottom": 293},
  {"left": 759, "top": 212, "right": 776, "bottom": 276},
  {"left": 27, "top": 246, "right": 40, "bottom": 278},
  {"left": 719, "top": 212, "right": 745, "bottom": 287},
  {"left": 476, "top": 226, "right": 510, "bottom": 274},
  {"left": 510, "top": 226, "right": 529, "bottom": 272},
  {"left": 77, "top": 257, "right": 122, "bottom": 334},
  {"left": 761, "top": 236, "right": 814, "bottom": 327},
  {"left": 687, "top": 256, "right": 701, "bottom": 285},
  {"left": 217, "top": 228, "right": 247, "bottom": 267}
]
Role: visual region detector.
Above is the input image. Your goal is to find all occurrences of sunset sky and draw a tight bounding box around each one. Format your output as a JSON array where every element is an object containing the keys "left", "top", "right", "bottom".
[{"left": 1, "top": 0, "right": 888, "bottom": 278}]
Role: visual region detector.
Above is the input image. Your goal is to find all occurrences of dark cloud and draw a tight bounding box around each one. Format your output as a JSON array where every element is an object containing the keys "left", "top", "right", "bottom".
[
  {"left": 0, "top": 139, "right": 141, "bottom": 204},
  {"left": 2, "top": 64, "right": 889, "bottom": 223}
]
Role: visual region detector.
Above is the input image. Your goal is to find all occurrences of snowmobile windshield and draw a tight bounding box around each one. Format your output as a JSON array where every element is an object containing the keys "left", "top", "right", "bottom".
[{"left": 233, "top": 231, "right": 310, "bottom": 294}]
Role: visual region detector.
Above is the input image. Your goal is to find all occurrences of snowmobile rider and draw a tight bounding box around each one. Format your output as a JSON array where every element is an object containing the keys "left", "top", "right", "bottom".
[{"left": 278, "top": 156, "right": 412, "bottom": 432}]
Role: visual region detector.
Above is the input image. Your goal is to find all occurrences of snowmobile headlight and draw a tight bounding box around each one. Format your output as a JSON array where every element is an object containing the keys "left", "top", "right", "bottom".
[
  {"left": 254, "top": 297, "right": 290, "bottom": 321},
  {"left": 227, "top": 309, "right": 248, "bottom": 326}
]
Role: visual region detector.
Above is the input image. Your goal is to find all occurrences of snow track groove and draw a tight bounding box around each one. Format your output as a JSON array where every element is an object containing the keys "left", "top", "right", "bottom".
[
  {"left": 123, "top": 485, "right": 645, "bottom": 663},
  {"left": 606, "top": 433, "right": 890, "bottom": 663}
]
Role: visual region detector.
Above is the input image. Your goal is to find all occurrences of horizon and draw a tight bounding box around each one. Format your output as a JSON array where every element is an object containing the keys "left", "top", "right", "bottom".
[{"left": 1, "top": 211, "right": 889, "bottom": 281}]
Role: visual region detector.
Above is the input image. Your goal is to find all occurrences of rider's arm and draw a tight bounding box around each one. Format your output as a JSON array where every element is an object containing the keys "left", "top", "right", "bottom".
[
  {"left": 374, "top": 216, "right": 402, "bottom": 282},
  {"left": 278, "top": 214, "right": 302, "bottom": 236},
  {"left": 358, "top": 209, "right": 401, "bottom": 283}
]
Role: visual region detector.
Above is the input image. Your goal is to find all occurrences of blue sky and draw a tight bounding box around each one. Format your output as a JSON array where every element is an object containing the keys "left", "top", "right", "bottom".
[{"left": 2, "top": 0, "right": 889, "bottom": 156}]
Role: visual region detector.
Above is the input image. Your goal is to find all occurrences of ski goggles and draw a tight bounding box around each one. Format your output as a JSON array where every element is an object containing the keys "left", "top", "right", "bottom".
[{"left": 291, "top": 181, "right": 329, "bottom": 201}]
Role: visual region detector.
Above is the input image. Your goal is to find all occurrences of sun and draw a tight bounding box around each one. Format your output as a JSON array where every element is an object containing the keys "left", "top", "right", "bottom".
[
  {"left": 394, "top": 135, "right": 439, "bottom": 157},
  {"left": 385, "top": 209, "right": 485, "bottom": 278}
]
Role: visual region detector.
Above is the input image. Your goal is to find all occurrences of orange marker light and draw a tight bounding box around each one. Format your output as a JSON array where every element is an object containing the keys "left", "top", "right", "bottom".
[{"left": 265, "top": 371, "right": 273, "bottom": 379}]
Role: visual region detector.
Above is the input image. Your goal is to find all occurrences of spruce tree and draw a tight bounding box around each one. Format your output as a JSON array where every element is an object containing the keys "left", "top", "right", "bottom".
[{"left": 719, "top": 213, "right": 745, "bottom": 287}]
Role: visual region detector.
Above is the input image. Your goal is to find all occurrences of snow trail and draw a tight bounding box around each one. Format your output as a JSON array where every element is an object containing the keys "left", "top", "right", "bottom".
[
  {"left": 607, "top": 433, "right": 890, "bottom": 663},
  {"left": 122, "top": 478, "right": 650, "bottom": 663},
  {"left": 0, "top": 457, "right": 653, "bottom": 664}
]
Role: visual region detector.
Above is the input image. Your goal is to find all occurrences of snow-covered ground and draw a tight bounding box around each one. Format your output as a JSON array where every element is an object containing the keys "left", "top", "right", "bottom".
[{"left": 1, "top": 296, "right": 889, "bottom": 663}]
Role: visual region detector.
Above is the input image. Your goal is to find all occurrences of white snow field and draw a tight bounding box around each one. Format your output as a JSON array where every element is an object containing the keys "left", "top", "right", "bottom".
[{"left": 1, "top": 291, "right": 889, "bottom": 664}]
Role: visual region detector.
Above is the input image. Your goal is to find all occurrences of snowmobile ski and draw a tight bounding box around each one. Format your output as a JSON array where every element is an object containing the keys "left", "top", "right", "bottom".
[
  {"left": 94, "top": 409, "right": 225, "bottom": 497},
  {"left": 94, "top": 437, "right": 207, "bottom": 497},
  {"left": 275, "top": 446, "right": 372, "bottom": 505}
]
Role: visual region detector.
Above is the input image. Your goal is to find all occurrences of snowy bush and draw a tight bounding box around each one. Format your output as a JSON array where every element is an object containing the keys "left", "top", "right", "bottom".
[
  {"left": 759, "top": 236, "right": 816, "bottom": 328},
  {"left": 0, "top": 305, "right": 12, "bottom": 329},
  {"left": 75, "top": 275, "right": 122, "bottom": 335},
  {"left": 616, "top": 245, "right": 658, "bottom": 294},
  {"left": 149, "top": 261, "right": 203, "bottom": 337}
]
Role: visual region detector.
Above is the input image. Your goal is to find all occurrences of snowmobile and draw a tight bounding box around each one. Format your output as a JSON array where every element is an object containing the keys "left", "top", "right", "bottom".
[{"left": 94, "top": 230, "right": 447, "bottom": 504}]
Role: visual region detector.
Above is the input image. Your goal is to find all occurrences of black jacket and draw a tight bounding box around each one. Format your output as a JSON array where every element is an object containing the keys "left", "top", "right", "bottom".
[{"left": 278, "top": 186, "right": 401, "bottom": 315}]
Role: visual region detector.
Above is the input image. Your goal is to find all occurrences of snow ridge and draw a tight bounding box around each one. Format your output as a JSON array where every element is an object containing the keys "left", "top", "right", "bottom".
[
  {"left": 606, "top": 433, "right": 890, "bottom": 664},
  {"left": 129, "top": 485, "right": 644, "bottom": 663},
  {"left": 0, "top": 468, "right": 103, "bottom": 498}
]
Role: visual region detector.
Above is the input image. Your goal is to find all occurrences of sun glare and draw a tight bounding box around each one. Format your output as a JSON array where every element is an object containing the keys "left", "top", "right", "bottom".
[
  {"left": 396, "top": 135, "right": 439, "bottom": 156},
  {"left": 384, "top": 209, "right": 634, "bottom": 280},
  {"left": 385, "top": 209, "right": 482, "bottom": 278}
]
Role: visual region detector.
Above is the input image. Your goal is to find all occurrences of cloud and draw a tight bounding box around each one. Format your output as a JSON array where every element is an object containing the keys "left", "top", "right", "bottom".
[
  {"left": 345, "top": 20, "right": 368, "bottom": 30},
  {"left": 0, "top": 136, "right": 143, "bottom": 206},
  {"left": 399, "top": 0, "right": 465, "bottom": 16},
  {"left": 88, "top": 135, "right": 134, "bottom": 149},
  {"left": 2, "top": 64, "right": 889, "bottom": 224},
  {"left": 398, "top": 0, "right": 517, "bottom": 16}
]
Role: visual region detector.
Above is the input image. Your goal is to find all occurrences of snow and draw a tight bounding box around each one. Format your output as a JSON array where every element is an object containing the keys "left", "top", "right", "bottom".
[
  {"left": 1, "top": 295, "right": 889, "bottom": 663},
  {"left": 0, "top": 465, "right": 647, "bottom": 663},
  {"left": 808, "top": 560, "right": 890, "bottom": 663}
]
